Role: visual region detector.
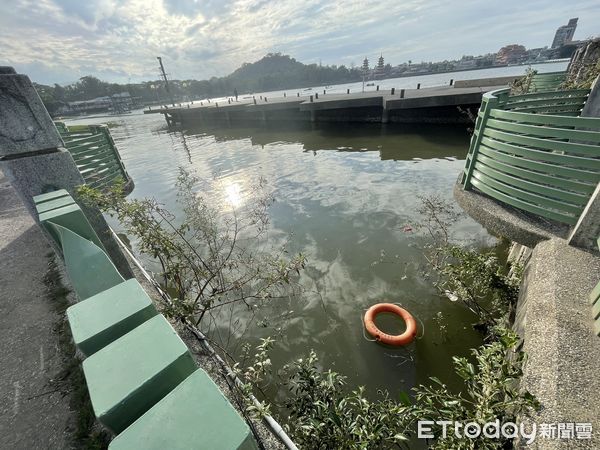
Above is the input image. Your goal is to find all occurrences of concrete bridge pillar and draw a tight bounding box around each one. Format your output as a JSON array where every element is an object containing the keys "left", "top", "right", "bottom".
[
  {"left": 381, "top": 108, "right": 389, "bottom": 124},
  {"left": 310, "top": 110, "right": 316, "bottom": 123},
  {"left": 0, "top": 67, "right": 132, "bottom": 277}
]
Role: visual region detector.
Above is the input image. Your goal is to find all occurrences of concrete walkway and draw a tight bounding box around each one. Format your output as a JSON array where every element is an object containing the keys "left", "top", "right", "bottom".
[{"left": 0, "top": 170, "right": 75, "bottom": 448}]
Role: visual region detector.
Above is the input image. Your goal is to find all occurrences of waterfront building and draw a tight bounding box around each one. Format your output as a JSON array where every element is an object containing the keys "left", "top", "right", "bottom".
[
  {"left": 496, "top": 44, "right": 527, "bottom": 65},
  {"left": 374, "top": 54, "right": 385, "bottom": 79},
  {"left": 551, "top": 18, "right": 578, "bottom": 48},
  {"left": 59, "top": 92, "right": 133, "bottom": 116}
]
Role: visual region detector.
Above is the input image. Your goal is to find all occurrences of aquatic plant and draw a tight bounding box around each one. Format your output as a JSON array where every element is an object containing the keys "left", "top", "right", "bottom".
[
  {"left": 238, "top": 326, "right": 537, "bottom": 449},
  {"left": 410, "top": 326, "right": 539, "bottom": 449}
]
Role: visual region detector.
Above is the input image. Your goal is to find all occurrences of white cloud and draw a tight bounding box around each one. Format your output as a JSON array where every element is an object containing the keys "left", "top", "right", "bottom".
[{"left": 0, "top": 0, "right": 598, "bottom": 84}]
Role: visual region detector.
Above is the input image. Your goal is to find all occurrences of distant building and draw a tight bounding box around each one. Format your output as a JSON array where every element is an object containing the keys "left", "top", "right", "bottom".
[
  {"left": 362, "top": 57, "right": 369, "bottom": 74},
  {"left": 59, "top": 92, "right": 133, "bottom": 116},
  {"left": 456, "top": 55, "right": 477, "bottom": 70},
  {"left": 496, "top": 44, "right": 527, "bottom": 65},
  {"left": 551, "top": 18, "right": 578, "bottom": 48},
  {"left": 374, "top": 54, "right": 385, "bottom": 79},
  {"left": 110, "top": 92, "right": 133, "bottom": 114}
]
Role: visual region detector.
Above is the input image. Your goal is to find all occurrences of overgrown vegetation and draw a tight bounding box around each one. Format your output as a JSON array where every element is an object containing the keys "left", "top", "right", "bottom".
[
  {"left": 283, "top": 350, "right": 413, "bottom": 449},
  {"left": 509, "top": 68, "right": 537, "bottom": 95},
  {"left": 417, "top": 195, "right": 520, "bottom": 330},
  {"left": 563, "top": 59, "right": 600, "bottom": 89},
  {"left": 78, "top": 170, "right": 305, "bottom": 347},
  {"left": 239, "top": 327, "right": 537, "bottom": 449},
  {"left": 411, "top": 325, "right": 538, "bottom": 449}
]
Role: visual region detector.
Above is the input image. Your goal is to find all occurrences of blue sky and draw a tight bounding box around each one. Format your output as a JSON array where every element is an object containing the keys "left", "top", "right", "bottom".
[{"left": 0, "top": 0, "right": 598, "bottom": 85}]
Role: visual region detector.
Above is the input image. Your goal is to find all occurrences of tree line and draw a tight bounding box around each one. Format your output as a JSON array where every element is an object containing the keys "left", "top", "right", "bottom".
[{"left": 35, "top": 53, "right": 375, "bottom": 114}]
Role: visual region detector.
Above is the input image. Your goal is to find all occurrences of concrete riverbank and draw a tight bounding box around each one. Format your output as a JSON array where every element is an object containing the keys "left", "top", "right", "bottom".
[{"left": 154, "top": 78, "right": 513, "bottom": 127}]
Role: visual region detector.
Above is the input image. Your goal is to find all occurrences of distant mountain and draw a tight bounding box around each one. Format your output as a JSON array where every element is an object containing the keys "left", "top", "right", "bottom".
[{"left": 220, "top": 53, "right": 363, "bottom": 93}]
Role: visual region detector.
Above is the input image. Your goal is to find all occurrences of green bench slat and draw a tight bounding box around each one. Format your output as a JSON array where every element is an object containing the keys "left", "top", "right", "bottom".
[
  {"left": 109, "top": 369, "right": 258, "bottom": 450},
  {"left": 83, "top": 315, "right": 197, "bottom": 433},
  {"left": 35, "top": 195, "right": 76, "bottom": 214},
  {"left": 47, "top": 223, "right": 124, "bottom": 300},
  {"left": 33, "top": 189, "right": 71, "bottom": 205},
  {"left": 38, "top": 203, "right": 105, "bottom": 251},
  {"left": 67, "top": 279, "right": 158, "bottom": 356}
]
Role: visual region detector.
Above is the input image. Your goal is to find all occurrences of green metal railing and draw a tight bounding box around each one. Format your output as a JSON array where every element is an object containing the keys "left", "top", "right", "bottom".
[
  {"left": 462, "top": 88, "right": 600, "bottom": 225},
  {"left": 55, "top": 122, "right": 131, "bottom": 192},
  {"left": 500, "top": 88, "right": 590, "bottom": 116},
  {"left": 528, "top": 71, "right": 568, "bottom": 92}
]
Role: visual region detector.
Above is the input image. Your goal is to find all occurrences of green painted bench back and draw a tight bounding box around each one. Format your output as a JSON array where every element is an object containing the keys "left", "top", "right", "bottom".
[
  {"left": 462, "top": 88, "right": 599, "bottom": 226},
  {"left": 528, "top": 71, "right": 568, "bottom": 93},
  {"left": 55, "top": 122, "right": 131, "bottom": 192}
]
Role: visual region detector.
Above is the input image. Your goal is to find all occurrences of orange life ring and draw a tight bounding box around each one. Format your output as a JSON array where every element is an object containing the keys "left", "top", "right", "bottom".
[{"left": 364, "top": 303, "right": 417, "bottom": 346}]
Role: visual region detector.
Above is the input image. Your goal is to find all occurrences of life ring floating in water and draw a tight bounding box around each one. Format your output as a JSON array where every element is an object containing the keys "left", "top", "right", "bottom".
[{"left": 364, "top": 303, "right": 417, "bottom": 346}]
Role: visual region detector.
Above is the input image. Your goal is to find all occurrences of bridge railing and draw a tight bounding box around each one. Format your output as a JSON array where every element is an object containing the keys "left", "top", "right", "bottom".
[
  {"left": 461, "top": 88, "right": 600, "bottom": 226},
  {"left": 55, "top": 122, "right": 132, "bottom": 193}
]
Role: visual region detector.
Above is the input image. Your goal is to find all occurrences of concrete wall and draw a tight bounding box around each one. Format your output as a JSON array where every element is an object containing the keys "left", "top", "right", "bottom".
[
  {"left": 453, "top": 75, "right": 522, "bottom": 88},
  {"left": 514, "top": 239, "right": 600, "bottom": 449}
]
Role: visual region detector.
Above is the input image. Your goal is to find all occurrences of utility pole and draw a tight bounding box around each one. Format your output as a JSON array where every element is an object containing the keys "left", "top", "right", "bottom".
[{"left": 157, "top": 56, "right": 174, "bottom": 106}]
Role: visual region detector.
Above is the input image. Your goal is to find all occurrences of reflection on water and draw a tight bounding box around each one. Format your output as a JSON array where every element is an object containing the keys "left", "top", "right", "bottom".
[
  {"left": 67, "top": 110, "right": 496, "bottom": 402},
  {"left": 186, "top": 122, "right": 469, "bottom": 162}
]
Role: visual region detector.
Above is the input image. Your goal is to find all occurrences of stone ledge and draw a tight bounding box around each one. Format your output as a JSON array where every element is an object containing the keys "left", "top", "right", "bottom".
[
  {"left": 453, "top": 179, "right": 570, "bottom": 248},
  {"left": 0, "top": 72, "right": 63, "bottom": 156}
]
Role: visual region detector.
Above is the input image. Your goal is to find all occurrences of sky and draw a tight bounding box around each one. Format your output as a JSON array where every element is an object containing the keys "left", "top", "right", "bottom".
[{"left": 0, "top": 0, "right": 598, "bottom": 85}]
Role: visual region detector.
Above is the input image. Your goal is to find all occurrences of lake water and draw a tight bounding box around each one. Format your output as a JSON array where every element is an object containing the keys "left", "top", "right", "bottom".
[{"left": 66, "top": 62, "right": 566, "bottom": 402}]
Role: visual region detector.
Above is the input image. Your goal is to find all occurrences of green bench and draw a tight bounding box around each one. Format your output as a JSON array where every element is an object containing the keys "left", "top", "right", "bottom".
[
  {"left": 34, "top": 191, "right": 106, "bottom": 252},
  {"left": 44, "top": 223, "right": 124, "bottom": 300},
  {"left": 83, "top": 314, "right": 197, "bottom": 433},
  {"left": 67, "top": 279, "right": 157, "bottom": 356},
  {"left": 34, "top": 190, "right": 261, "bottom": 448},
  {"left": 109, "top": 368, "right": 258, "bottom": 450}
]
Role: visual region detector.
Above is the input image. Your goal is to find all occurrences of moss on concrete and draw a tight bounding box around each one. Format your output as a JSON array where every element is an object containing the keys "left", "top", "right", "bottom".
[{"left": 43, "top": 255, "right": 111, "bottom": 449}]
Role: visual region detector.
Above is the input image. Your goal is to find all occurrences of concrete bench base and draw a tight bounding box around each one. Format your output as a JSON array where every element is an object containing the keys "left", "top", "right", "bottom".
[
  {"left": 83, "top": 315, "right": 197, "bottom": 433},
  {"left": 67, "top": 279, "right": 157, "bottom": 356},
  {"left": 109, "top": 369, "right": 258, "bottom": 450}
]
